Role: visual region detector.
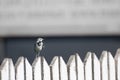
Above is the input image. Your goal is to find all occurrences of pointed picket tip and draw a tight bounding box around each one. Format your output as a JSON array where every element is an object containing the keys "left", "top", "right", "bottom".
[
  {"left": 0, "top": 58, "right": 9, "bottom": 70},
  {"left": 9, "top": 58, "right": 14, "bottom": 69},
  {"left": 15, "top": 56, "right": 24, "bottom": 67},
  {"left": 75, "top": 53, "right": 84, "bottom": 80},
  {"left": 0, "top": 58, "right": 15, "bottom": 80},
  {"left": 108, "top": 51, "right": 115, "bottom": 80},
  {"left": 32, "top": 57, "right": 41, "bottom": 80},
  {"left": 92, "top": 53, "right": 101, "bottom": 80},
  {"left": 9, "top": 58, "right": 15, "bottom": 80},
  {"left": 84, "top": 52, "right": 92, "bottom": 63},
  {"left": 15, "top": 57, "right": 25, "bottom": 79},
  {"left": 50, "top": 56, "right": 59, "bottom": 66},
  {"left": 9, "top": 58, "right": 14, "bottom": 65},
  {"left": 58, "top": 56, "right": 68, "bottom": 80},
  {"left": 32, "top": 56, "right": 50, "bottom": 80},
  {"left": 115, "top": 48, "right": 120, "bottom": 60},
  {"left": 59, "top": 55, "right": 67, "bottom": 65},
  {"left": 108, "top": 51, "right": 114, "bottom": 60},
  {"left": 59, "top": 56, "right": 66, "bottom": 65},
  {"left": 92, "top": 53, "right": 100, "bottom": 63},
  {"left": 41, "top": 56, "right": 50, "bottom": 80},
  {"left": 41, "top": 56, "right": 49, "bottom": 65},
  {"left": 32, "top": 57, "right": 41, "bottom": 67},
  {"left": 24, "top": 57, "right": 32, "bottom": 69},
  {"left": 75, "top": 53, "right": 83, "bottom": 63},
  {"left": 100, "top": 51, "right": 115, "bottom": 80},
  {"left": 25, "top": 57, "right": 31, "bottom": 65},
  {"left": 0, "top": 58, "right": 9, "bottom": 80},
  {"left": 84, "top": 53, "right": 100, "bottom": 80},
  {"left": 100, "top": 51, "right": 107, "bottom": 61},
  {"left": 67, "top": 55, "right": 76, "bottom": 80},
  {"left": 67, "top": 55, "right": 75, "bottom": 66},
  {"left": 100, "top": 51, "right": 114, "bottom": 62},
  {"left": 74, "top": 53, "right": 80, "bottom": 57},
  {"left": 50, "top": 56, "right": 59, "bottom": 80},
  {"left": 100, "top": 51, "right": 108, "bottom": 80},
  {"left": 84, "top": 52, "right": 92, "bottom": 80},
  {"left": 59, "top": 56, "right": 64, "bottom": 60},
  {"left": 15, "top": 57, "right": 25, "bottom": 80},
  {"left": 93, "top": 53, "right": 99, "bottom": 61},
  {"left": 0, "top": 58, "right": 14, "bottom": 70},
  {"left": 93, "top": 53, "right": 100, "bottom": 60}
]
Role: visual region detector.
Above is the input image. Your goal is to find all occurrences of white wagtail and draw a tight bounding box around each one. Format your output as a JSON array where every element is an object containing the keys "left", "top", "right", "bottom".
[{"left": 34, "top": 38, "right": 44, "bottom": 57}]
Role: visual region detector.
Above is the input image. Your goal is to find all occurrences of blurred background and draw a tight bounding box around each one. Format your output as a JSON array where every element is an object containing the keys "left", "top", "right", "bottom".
[
  {"left": 0, "top": 36, "right": 120, "bottom": 64},
  {"left": 0, "top": 0, "right": 120, "bottom": 64}
]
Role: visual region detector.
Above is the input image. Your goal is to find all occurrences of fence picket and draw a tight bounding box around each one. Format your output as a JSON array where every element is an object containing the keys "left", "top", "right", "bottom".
[
  {"left": 42, "top": 57, "right": 50, "bottom": 80},
  {"left": 108, "top": 52, "right": 115, "bottom": 80},
  {"left": 100, "top": 51, "right": 115, "bottom": 80},
  {"left": 15, "top": 57, "right": 32, "bottom": 80},
  {"left": 50, "top": 56, "right": 67, "bottom": 80},
  {"left": 9, "top": 59, "right": 15, "bottom": 80},
  {"left": 50, "top": 56, "right": 59, "bottom": 80},
  {"left": 67, "top": 55, "right": 76, "bottom": 80},
  {"left": 100, "top": 51, "right": 109, "bottom": 80},
  {"left": 32, "top": 57, "right": 42, "bottom": 80},
  {"left": 84, "top": 52, "right": 92, "bottom": 80},
  {"left": 59, "top": 56, "right": 68, "bottom": 80},
  {"left": 25, "top": 58, "right": 32, "bottom": 80},
  {"left": 115, "top": 49, "right": 120, "bottom": 80},
  {"left": 0, "top": 49, "right": 120, "bottom": 80},
  {"left": 75, "top": 54, "right": 84, "bottom": 80},
  {"left": 15, "top": 57, "right": 24, "bottom": 80},
  {"left": 92, "top": 53, "right": 100, "bottom": 80},
  {"left": 0, "top": 58, "right": 15, "bottom": 80},
  {"left": 0, "top": 59, "right": 9, "bottom": 80}
]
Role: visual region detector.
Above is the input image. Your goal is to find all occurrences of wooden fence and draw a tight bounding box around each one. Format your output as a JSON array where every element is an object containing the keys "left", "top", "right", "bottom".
[{"left": 1, "top": 49, "right": 120, "bottom": 80}]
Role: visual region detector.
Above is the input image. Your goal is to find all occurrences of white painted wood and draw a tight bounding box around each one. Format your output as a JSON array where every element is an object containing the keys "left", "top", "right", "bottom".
[
  {"left": 108, "top": 52, "right": 115, "bottom": 80},
  {"left": 93, "top": 53, "right": 100, "bottom": 80},
  {"left": 67, "top": 55, "right": 76, "bottom": 80},
  {"left": 0, "top": 50, "right": 120, "bottom": 80},
  {"left": 50, "top": 56, "right": 59, "bottom": 80},
  {"left": 84, "top": 52, "right": 92, "bottom": 80},
  {"left": 100, "top": 51, "right": 108, "bottom": 80},
  {"left": 24, "top": 58, "right": 32, "bottom": 80},
  {"left": 100, "top": 51, "right": 115, "bottom": 80},
  {"left": 32, "top": 57, "right": 42, "bottom": 80},
  {"left": 9, "top": 59, "right": 15, "bottom": 80},
  {"left": 0, "top": 58, "right": 15, "bottom": 80},
  {"left": 42, "top": 57, "right": 50, "bottom": 80},
  {"left": 50, "top": 56, "right": 67, "bottom": 80},
  {"left": 15, "top": 57, "right": 24, "bottom": 80},
  {"left": 59, "top": 56, "right": 68, "bottom": 80},
  {"left": 32, "top": 57, "right": 50, "bottom": 80},
  {"left": 0, "top": 59, "right": 9, "bottom": 80},
  {"left": 75, "top": 54, "right": 84, "bottom": 80},
  {"left": 115, "top": 48, "right": 120, "bottom": 80},
  {"left": 15, "top": 57, "right": 32, "bottom": 80}
]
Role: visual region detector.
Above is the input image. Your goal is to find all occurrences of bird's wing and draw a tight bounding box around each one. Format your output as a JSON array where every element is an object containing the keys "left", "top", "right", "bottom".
[{"left": 34, "top": 44, "right": 38, "bottom": 53}]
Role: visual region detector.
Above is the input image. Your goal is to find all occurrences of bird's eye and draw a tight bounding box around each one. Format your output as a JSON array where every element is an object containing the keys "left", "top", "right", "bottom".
[{"left": 37, "top": 42, "right": 40, "bottom": 46}]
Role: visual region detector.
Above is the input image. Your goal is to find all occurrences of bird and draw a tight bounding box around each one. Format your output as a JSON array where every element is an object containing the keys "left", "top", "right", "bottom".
[{"left": 34, "top": 38, "right": 44, "bottom": 58}]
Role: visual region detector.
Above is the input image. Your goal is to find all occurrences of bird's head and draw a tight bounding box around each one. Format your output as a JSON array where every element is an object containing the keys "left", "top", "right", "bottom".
[{"left": 37, "top": 38, "right": 44, "bottom": 42}]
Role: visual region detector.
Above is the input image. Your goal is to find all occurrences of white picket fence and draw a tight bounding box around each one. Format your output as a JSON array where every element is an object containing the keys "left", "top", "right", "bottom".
[{"left": 1, "top": 49, "right": 120, "bottom": 80}]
